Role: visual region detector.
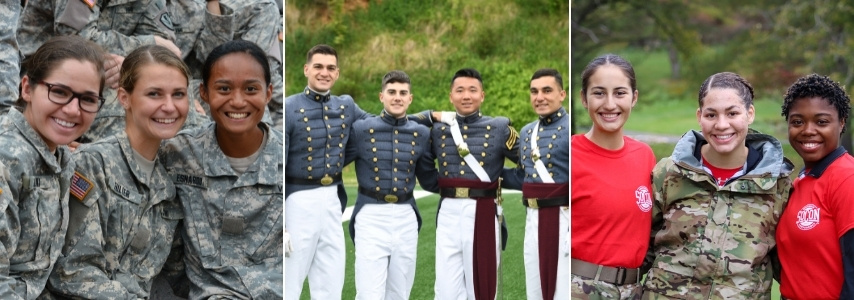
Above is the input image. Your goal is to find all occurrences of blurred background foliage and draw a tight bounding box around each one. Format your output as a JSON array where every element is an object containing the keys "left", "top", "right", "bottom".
[
  {"left": 285, "top": 0, "right": 569, "bottom": 131},
  {"left": 572, "top": 0, "right": 854, "bottom": 152}
]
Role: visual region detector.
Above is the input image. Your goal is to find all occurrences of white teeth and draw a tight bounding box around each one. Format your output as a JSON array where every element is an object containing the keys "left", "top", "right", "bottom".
[
  {"left": 803, "top": 142, "right": 820, "bottom": 149},
  {"left": 154, "top": 118, "right": 176, "bottom": 124},
  {"left": 227, "top": 112, "right": 248, "bottom": 119},
  {"left": 716, "top": 134, "right": 733, "bottom": 139},
  {"left": 601, "top": 113, "right": 618, "bottom": 118},
  {"left": 54, "top": 118, "right": 75, "bottom": 128}
]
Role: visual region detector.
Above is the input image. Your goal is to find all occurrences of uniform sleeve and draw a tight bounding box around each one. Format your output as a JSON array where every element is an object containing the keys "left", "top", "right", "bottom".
[
  {"left": 416, "top": 135, "right": 439, "bottom": 193},
  {"left": 343, "top": 124, "right": 359, "bottom": 166},
  {"left": 643, "top": 158, "right": 668, "bottom": 273},
  {"left": 502, "top": 121, "right": 520, "bottom": 164},
  {"left": 47, "top": 151, "right": 134, "bottom": 299},
  {"left": 500, "top": 166, "right": 523, "bottom": 190},
  {"left": 54, "top": 0, "right": 168, "bottom": 56},
  {"left": 406, "top": 110, "right": 434, "bottom": 127},
  {"left": 157, "top": 226, "right": 189, "bottom": 298},
  {"left": 0, "top": 161, "right": 25, "bottom": 300},
  {"left": 0, "top": 2, "right": 20, "bottom": 113}
]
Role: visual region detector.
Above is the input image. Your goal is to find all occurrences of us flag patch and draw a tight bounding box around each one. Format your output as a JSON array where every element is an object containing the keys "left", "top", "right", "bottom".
[
  {"left": 70, "top": 172, "right": 93, "bottom": 201},
  {"left": 81, "top": 0, "right": 95, "bottom": 9}
]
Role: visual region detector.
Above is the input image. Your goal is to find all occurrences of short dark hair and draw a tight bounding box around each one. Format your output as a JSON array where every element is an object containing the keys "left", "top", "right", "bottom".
[
  {"left": 531, "top": 68, "right": 563, "bottom": 90},
  {"left": 450, "top": 68, "right": 483, "bottom": 89},
  {"left": 580, "top": 54, "right": 636, "bottom": 94},
  {"left": 202, "top": 40, "right": 271, "bottom": 86},
  {"left": 19, "top": 35, "right": 106, "bottom": 109},
  {"left": 782, "top": 73, "right": 851, "bottom": 132},
  {"left": 698, "top": 72, "right": 754, "bottom": 109},
  {"left": 306, "top": 44, "right": 338, "bottom": 65},
  {"left": 381, "top": 70, "right": 410, "bottom": 91}
]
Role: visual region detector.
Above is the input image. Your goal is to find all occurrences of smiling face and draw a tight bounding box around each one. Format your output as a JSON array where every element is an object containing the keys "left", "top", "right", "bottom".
[
  {"left": 787, "top": 96, "right": 844, "bottom": 169},
  {"left": 21, "top": 59, "right": 100, "bottom": 152},
  {"left": 201, "top": 52, "right": 272, "bottom": 137},
  {"left": 530, "top": 75, "right": 566, "bottom": 116},
  {"left": 581, "top": 64, "right": 637, "bottom": 134},
  {"left": 303, "top": 53, "right": 338, "bottom": 93},
  {"left": 120, "top": 64, "right": 189, "bottom": 146},
  {"left": 449, "top": 77, "right": 484, "bottom": 116},
  {"left": 696, "top": 88, "right": 755, "bottom": 156},
  {"left": 380, "top": 82, "right": 412, "bottom": 118}
]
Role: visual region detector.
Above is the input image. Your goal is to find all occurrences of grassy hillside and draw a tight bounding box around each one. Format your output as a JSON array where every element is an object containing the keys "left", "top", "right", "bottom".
[{"left": 285, "top": 0, "right": 569, "bottom": 130}]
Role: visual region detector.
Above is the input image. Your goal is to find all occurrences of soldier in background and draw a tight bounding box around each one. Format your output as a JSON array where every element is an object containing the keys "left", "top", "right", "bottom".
[
  {"left": 643, "top": 72, "right": 793, "bottom": 298},
  {"left": 420, "top": 68, "right": 519, "bottom": 300},
  {"left": 344, "top": 70, "right": 432, "bottom": 300},
  {"left": 502, "top": 68, "right": 569, "bottom": 300},
  {"left": 0, "top": 1, "right": 21, "bottom": 114}
]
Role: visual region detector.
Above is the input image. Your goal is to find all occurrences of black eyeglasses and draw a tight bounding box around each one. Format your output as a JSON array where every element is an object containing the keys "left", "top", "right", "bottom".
[{"left": 38, "top": 81, "right": 104, "bottom": 113}]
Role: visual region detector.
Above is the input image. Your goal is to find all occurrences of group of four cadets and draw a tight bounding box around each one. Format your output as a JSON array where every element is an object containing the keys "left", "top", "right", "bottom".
[{"left": 284, "top": 43, "right": 569, "bottom": 300}]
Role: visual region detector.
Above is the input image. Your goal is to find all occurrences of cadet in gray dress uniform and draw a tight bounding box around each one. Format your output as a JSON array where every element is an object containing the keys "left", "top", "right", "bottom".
[
  {"left": 163, "top": 40, "right": 283, "bottom": 299},
  {"left": 284, "top": 44, "right": 433, "bottom": 300},
  {"left": 343, "top": 70, "right": 432, "bottom": 300},
  {"left": 0, "top": 36, "right": 105, "bottom": 299},
  {"left": 419, "top": 68, "right": 520, "bottom": 300},
  {"left": 502, "top": 68, "right": 569, "bottom": 300},
  {"left": 45, "top": 45, "right": 189, "bottom": 299}
]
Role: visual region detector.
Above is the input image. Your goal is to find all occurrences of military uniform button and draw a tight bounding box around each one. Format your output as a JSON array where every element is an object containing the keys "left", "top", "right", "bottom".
[
  {"left": 375, "top": 177, "right": 379, "bottom": 181},
  {"left": 485, "top": 134, "right": 489, "bottom": 138},
  {"left": 303, "top": 117, "right": 308, "bottom": 122},
  {"left": 463, "top": 134, "right": 468, "bottom": 139},
  {"left": 307, "top": 157, "right": 313, "bottom": 161},
  {"left": 341, "top": 124, "right": 346, "bottom": 129},
  {"left": 370, "top": 128, "right": 374, "bottom": 134},
  {"left": 371, "top": 138, "right": 376, "bottom": 143},
  {"left": 483, "top": 143, "right": 488, "bottom": 147},
  {"left": 463, "top": 125, "right": 468, "bottom": 130},
  {"left": 324, "top": 106, "right": 329, "bottom": 110},
  {"left": 548, "top": 163, "right": 553, "bottom": 168},
  {"left": 444, "top": 171, "right": 449, "bottom": 176},
  {"left": 394, "top": 178, "right": 398, "bottom": 182},
  {"left": 307, "top": 166, "right": 312, "bottom": 171},
  {"left": 486, "top": 125, "right": 491, "bottom": 130},
  {"left": 460, "top": 170, "right": 465, "bottom": 175},
  {"left": 340, "top": 115, "right": 345, "bottom": 119},
  {"left": 443, "top": 162, "right": 447, "bottom": 166},
  {"left": 414, "top": 132, "right": 418, "bottom": 137},
  {"left": 552, "top": 134, "right": 557, "bottom": 139},
  {"left": 549, "top": 144, "right": 553, "bottom": 149},
  {"left": 374, "top": 167, "right": 379, "bottom": 172},
  {"left": 395, "top": 149, "right": 399, "bottom": 153},
  {"left": 441, "top": 126, "right": 446, "bottom": 131},
  {"left": 340, "top": 105, "right": 345, "bottom": 109},
  {"left": 324, "top": 116, "right": 328, "bottom": 120},
  {"left": 441, "top": 135, "right": 446, "bottom": 139},
  {"left": 395, "top": 140, "right": 399, "bottom": 144},
  {"left": 411, "top": 150, "right": 415, "bottom": 155},
  {"left": 479, "top": 161, "right": 484, "bottom": 166},
  {"left": 300, "top": 108, "right": 305, "bottom": 113},
  {"left": 373, "top": 157, "right": 377, "bottom": 162},
  {"left": 376, "top": 186, "right": 381, "bottom": 191},
  {"left": 441, "top": 143, "right": 445, "bottom": 148},
  {"left": 394, "top": 168, "right": 398, "bottom": 172},
  {"left": 372, "top": 147, "right": 377, "bottom": 152},
  {"left": 308, "top": 147, "right": 313, "bottom": 151},
  {"left": 481, "top": 152, "right": 486, "bottom": 157},
  {"left": 393, "top": 187, "right": 398, "bottom": 192},
  {"left": 339, "top": 143, "right": 343, "bottom": 148},
  {"left": 461, "top": 161, "right": 466, "bottom": 166},
  {"left": 395, "top": 130, "right": 399, "bottom": 134},
  {"left": 533, "top": 174, "right": 538, "bottom": 178},
  {"left": 307, "top": 137, "right": 312, "bottom": 142},
  {"left": 308, "top": 175, "right": 313, "bottom": 179},
  {"left": 547, "top": 154, "right": 551, "bottom": 158},
  {"left": 306, "top": 127, "right": 311, "bottom": 131},
  {"left": 441, "top": 153, "right": 446, "bottom": 157},
  {"left": 411, "top": 141, "right": 415, "bottom": 146},
  {"left": 409, "top": 160, "right": 413, "bottom": 165}
]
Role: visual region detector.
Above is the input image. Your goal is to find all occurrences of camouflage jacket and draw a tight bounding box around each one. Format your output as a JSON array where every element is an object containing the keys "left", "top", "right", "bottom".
[
  {"left": 162, "top": 122, "right": 283, "bottom": 299},
  {"left": 643, "top": 129, "right": 793, "bottom": 299},
  {"left": 0, "top": 2, "right": 20, "bottom": 113},
  {"left": 0, "top": 109, "right": 72, "bottom": 299},
  {"left": 46, "top": 132, "right": 182, "bottom": 299}
]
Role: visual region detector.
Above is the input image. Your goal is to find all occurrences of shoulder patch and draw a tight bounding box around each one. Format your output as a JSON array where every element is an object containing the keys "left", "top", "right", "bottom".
[
  {"left": 70, "top": 172, "right": 93, "bottom": 201},
  {"left": 160, "top": 13, "right": 174, "bottom": 31},
  {"left": 506, "top": 125, "right": 519, "bottom": 150}
]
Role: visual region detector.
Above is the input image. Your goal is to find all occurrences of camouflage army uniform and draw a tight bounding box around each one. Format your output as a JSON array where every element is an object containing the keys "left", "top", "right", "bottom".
[
  {"left": 643, "top": 129, "right": 793, "bottom": 299},
  {"left": 0, "top": 109, "right": 72, "bottom": 299},
  {"left": 0, "top": 2, "right": 21, "bottom": 114},
  {"left": 344, "top": 110, "right": 431, "bottom": 299},
  {"left": 44, "top": 132, "right": 182, "bottom": 299},
  {"left": 419, "top": 110, "right": 519, "bottom": 300},
  {"left": 503, "top": 107, "right": 569, "bottom": 300},
  {"left": 162, "top": 122, "right": 283, "bottom": 299}
]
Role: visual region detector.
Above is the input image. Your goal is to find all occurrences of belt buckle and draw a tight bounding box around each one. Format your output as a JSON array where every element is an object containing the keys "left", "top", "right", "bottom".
[
  {"left": 455, "top": 187, "right": 469, "bottom": 198},
  {"left": 320, "top": 175, "right": 333, "bottom": 186},
  {"left": 384, "top": 194, "right": 398, "bottom": 203},
  {"left": 527, "top": 198, "right": 539, "bottom": 209},
  {"left": 614, "top": 267, "right": 628, "bottom": 285}
]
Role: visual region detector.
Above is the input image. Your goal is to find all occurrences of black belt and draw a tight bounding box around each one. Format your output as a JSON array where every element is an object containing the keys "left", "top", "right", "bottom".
[
  {"left": 522, "top": 197, "right": 568, "bottom": 208},
  {"left": 285, "top": 174, "right": 342, "bottom": 186},
  {"left": 439, "top": 187, "right": 497, "bottom": 198},
  {"left": 571, "top": 258, "right": 641, "bottom": 285},
  {"left": 358, "top": 187, "right": 412, "bottom": 203}
]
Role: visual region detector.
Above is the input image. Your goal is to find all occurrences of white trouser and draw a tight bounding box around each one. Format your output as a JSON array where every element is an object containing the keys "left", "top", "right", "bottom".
[
  {"left": 524, "top": 206, "right": 570, "bottom": 300},
  {"left": 284, "top": 186, "right": 345, "bottom": 300},
  {"left": 434, "top": 198, "right": 500, "bottom": 300},
  {"left": 355, "top": 203, "right": 418, "bottom": 300}
]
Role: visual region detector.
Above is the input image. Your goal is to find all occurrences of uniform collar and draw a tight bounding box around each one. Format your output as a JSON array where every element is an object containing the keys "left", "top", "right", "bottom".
[
  {"left": 802, "top": 146, "right": 848, "bottom": 178},
  {"left": 456, "top": 110, "right": 482, "bottom": 124},
  {"left": 303, "top": 86, "right": 330, "bottom": 103},
  {"left": 7, "top": 109, "right": 65, "bottom": 173},
  {"left": 380, "top": 110, "right": 407, "bottom": 126},
  {"left": 540, "top": 107, "right": 567, "bottom": 126}
]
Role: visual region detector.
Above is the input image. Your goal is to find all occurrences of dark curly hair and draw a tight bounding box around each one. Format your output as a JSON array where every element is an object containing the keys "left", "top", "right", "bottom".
[{"left": 781, "top": 74, "right": 851, "bottom": 133}]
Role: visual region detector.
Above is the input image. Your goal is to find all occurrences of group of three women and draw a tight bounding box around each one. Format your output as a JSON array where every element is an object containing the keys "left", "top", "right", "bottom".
[
  {"left": 572, "top": 53, "right": 854, "bottom": 299},
  {"left": 0, "top": 35, "right": 282, "bottom": 299}
]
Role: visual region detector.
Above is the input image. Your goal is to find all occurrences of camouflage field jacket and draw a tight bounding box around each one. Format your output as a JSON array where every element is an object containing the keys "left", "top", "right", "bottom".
[{"left": 643, "top": 130, "right": 793, "bottom": 300}]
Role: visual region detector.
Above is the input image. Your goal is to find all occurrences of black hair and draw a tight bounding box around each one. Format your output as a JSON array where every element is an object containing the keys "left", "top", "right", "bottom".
[
  {"left": 580, "top": 54, "right": 636, "bottom": 94},
  {"left": 450, "top": 68, "right": 483, "bottom": 89},
  {"left": 698, "top": 72, "right": 754, "bottom": 109},
  {"left": 381, "top": 70, "right": 411, "bottom": 91},
  {"left": 306, "top": 44, "right": 338, "bottom": 65},
  {"left": 782, "top": 73, "right": 851, "bottom": 132},
  {"left": 531, "top": 68, "right": 563, "bottom": 90},
  {"left": 202, "top": 40, "right": 271, "bottom": 86}
]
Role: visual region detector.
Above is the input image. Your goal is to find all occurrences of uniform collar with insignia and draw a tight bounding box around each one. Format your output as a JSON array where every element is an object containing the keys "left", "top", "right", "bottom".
[
  {"left": 304, "top": 87, "right": 330, "bottom": 103},
  {"left": 456, "top": 110, "right": 482, "bottom": 124},
  {"left": 539, "top": 107, "right": 567, "bottom": 126},
  {"left": 381, "top": 110, "right": 407, "bottom": 126}
]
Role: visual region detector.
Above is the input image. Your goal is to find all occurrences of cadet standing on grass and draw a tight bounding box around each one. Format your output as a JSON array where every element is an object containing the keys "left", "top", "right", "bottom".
[
  {"left": 344, "top": 70, "right": 433, "bottom": 300},
  {"left": 502, "top": 68, "right": 569, "bottom": 300},
  {"left": 0, "top": 35, "right": 105, "bottom": 299},
  {"left": 420, "top": 68, "right": 520, "bottom": 300}
]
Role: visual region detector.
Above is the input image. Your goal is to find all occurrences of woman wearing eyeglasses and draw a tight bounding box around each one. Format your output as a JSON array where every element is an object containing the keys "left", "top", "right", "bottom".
[
  {"left": 0, "top": 35, "right": 105, "bottom": 299},
  {"left": 43, "top": 44, "right": 190, "bottom": 299}
]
